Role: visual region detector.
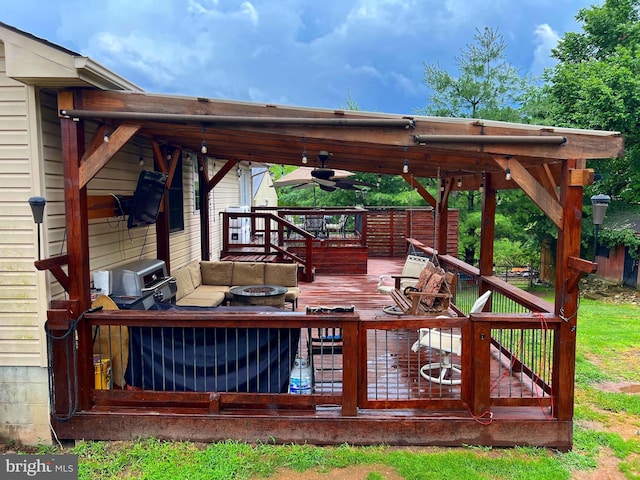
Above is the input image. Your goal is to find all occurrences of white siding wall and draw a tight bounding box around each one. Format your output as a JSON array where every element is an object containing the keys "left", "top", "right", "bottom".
[
  {"left": 169, "top": 152, "right": 202, "bottom": 270},
  {"left": 0, "top": 42, "right": 50, "bottom": 444},
  {"left": 207, "top": 160, "right": 242, "bottom": 260},
  {"left": 0, "top": 43, "right": 41, "bottom": 365}
]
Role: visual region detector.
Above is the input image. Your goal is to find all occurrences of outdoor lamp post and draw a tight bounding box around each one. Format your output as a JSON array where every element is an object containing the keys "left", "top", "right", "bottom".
[
  {"left": 591, "top": 194, "right": 611, "bottom": 260},
  {"left": 28, "top": 196, "right": 46, "bottom": 261}
]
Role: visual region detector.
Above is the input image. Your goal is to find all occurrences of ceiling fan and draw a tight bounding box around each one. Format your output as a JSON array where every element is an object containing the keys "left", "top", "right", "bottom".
[{"left": 306, "top": 151, "right": 374, "bottom": 192}]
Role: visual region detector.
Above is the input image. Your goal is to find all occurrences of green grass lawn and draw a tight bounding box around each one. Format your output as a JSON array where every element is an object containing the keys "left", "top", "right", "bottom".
[{"left": 17, "top": 287, "right": 640, "bottom": 479}]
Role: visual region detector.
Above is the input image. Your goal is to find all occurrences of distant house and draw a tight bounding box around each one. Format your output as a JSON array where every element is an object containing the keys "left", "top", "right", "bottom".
[
  {"left": 594, "top": 206, "right": 640, "bottom": 289},
  {"left": 0, "top": 22, "right": 249, "bottom": 443},
  {"left": 252, "top": 165, "right": 278, "bottom": 207}
]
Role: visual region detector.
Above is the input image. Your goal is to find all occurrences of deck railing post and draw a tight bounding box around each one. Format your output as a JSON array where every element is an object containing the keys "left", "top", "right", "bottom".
[
  {"left": 469, "top": 316, "right": 491, "bottom": 417},
  {"left": 341, "top": 320, "right": 358, "bottom": 416}
]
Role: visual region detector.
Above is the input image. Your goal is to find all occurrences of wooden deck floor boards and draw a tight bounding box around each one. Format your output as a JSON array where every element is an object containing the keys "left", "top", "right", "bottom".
[{"left": 299, "top": 258, "right": 547, "bottom": 404}]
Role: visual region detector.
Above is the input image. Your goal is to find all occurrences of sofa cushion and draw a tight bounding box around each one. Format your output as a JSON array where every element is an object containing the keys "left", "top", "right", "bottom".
[
  {"left": 188, "top": 261, "right": 202, "bottom": 288},
  {"left": 231, "top": 262, "right": 265, "bottom": 286},
  {"left": 264, "top": 263, "right": 297, "bottom": 287},
  {"left": 177, "top": 289, "right": 225, "bottom": 308},
  {"left": 173, "top": 266, "right": 195, "bottom": 300},
  {"left": 201, "top": 261, "right": 233, "bottom": 285},
  {"left": 284, "top": 286, "right": 300, "bottom": 302}
]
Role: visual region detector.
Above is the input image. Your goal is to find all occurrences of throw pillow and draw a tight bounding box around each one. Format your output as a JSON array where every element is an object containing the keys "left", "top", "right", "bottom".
[
  {"left": 421, "top": 272, "right": 444, "bottom": 307},
  {"left": 415, "top": 268, "right": 433, "bottom": 290}
]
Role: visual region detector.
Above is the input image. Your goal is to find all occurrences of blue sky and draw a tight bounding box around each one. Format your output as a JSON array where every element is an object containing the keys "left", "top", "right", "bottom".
[{"left": 3, "top": 0, "right": 601, "bottom": 115}]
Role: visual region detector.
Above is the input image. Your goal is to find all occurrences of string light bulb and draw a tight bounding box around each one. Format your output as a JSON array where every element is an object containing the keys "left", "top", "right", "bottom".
[
  {"left": 201, "top": 140, "right": 207, "bottom": 154},
  {"left": 402, "top": 159, "right": 409, "bottom": 174},
  {"left": 377, "top": 173, "right": 382, "bottom": 188},
  {"left": 457, "top": 177, "right": 462, "bottom": 188},
  {"left": 505, "top": 155, "right": 512, "bottom": 181},
  {"left": 479, "top": 175, "right": 485, "bottom": 193},
  {"left": 103, "top": 130, "right": 110, "bottom": 143},
  {"left": 301, "top": 149, "right": 308, "bottom": 164}
]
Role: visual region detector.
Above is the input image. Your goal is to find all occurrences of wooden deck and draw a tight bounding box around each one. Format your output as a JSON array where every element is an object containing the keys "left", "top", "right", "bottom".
[
  {"left": 296, "top": 257, "right": 403, "bottom": 316},
  {"left": 50, "top": 257, "right": 568, "bottom": 448}
]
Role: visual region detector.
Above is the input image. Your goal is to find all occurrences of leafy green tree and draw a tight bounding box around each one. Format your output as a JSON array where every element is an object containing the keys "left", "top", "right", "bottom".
[{"left": 544, "top": 0, "right": 640, "bottom": 206}]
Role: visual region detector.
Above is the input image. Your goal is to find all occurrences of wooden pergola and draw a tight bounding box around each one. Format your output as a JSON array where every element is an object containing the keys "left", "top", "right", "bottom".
[{"left": 41, "top": 88, "right": 624, "bottom": 448}]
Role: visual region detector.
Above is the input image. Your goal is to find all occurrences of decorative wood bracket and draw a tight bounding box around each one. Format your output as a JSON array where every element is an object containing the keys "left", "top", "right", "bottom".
[
  {"left": 567, "top": 256, "right": 597, "bottom": 294},
  {"left": 35, "top": 254, "right": 70, "bottom": 293},
  {"left": 400, "top": 173, "right": 436, "bottom": 207},
  {"left": 79, "top": 124, "right": 141, "bottom": 188},
  {"left": 494, "top": 156, "right": 563, "bottom": 229},
  {"left": 207, "top": 159, "right": 238, "bottom": 193}
]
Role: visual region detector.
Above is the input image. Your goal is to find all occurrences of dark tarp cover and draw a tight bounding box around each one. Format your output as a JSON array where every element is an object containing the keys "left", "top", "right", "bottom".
[{"left": 124, "top": 303, "right": 300, "bottom": 392}]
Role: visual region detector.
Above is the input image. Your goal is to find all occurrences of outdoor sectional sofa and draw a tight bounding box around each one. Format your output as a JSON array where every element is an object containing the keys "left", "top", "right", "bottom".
[{"left": 172, "top": 260, "right": 300, "bottom": 310}]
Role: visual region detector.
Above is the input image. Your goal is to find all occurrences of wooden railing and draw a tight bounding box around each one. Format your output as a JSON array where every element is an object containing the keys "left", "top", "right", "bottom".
[
  {"left": 47, "top": 305, "right": 562, "bottom": 423},
  {"left": 221, "top": 211, "right": 315, "bottom": 281}
]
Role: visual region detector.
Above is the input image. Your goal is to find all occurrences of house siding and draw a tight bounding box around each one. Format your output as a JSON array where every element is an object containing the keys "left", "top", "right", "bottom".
[
  {"left": 0, "top": 41, "right": 51, "bottom": 444},
  {"left": 0, "top": 42, "right": 42, "bottom": 365},
  {"left": 0, "top": 31, "right": 244, "bottom": 444}
]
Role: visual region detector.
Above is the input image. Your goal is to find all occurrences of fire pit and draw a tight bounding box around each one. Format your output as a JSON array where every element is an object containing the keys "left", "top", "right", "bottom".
[{"left": 229, "top": 285, "right": 288, "bottom": 308}]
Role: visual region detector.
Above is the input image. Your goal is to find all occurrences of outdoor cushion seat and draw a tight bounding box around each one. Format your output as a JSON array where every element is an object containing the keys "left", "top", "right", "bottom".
[{"left": 376, "top": 255, "right": 431, "bottom": 295}]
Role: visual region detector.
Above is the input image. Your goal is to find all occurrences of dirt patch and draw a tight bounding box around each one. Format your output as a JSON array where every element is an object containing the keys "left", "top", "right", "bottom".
[
  {"left": 572, "top": 448, "right": 627, "bottom": 480},
  {"left": 264, "top": 464, "right": 403, "bottom": 480}
]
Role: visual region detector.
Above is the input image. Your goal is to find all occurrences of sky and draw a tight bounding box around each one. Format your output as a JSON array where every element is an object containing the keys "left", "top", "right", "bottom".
[{"left": 2, "top": 0, "right": 602, "bottom": 115}]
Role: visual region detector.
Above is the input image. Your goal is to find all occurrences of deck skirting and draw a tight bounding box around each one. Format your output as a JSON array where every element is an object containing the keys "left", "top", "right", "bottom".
[{"left": 52, "top": 410, "right": 572, "bottom": 450}]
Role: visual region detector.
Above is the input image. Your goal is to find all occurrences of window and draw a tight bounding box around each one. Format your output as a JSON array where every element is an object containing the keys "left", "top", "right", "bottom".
[
  {"left": 169, "top": 155, "right": 184, "bottom": 232},
  {"left": 194, "top": 156, "right": 201, "bottom": 212}
]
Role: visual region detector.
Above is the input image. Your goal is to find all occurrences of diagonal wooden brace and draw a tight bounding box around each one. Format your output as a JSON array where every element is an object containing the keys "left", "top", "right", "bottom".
[{"left": 567, "top": 256, "right": 597, "bottom": 294}]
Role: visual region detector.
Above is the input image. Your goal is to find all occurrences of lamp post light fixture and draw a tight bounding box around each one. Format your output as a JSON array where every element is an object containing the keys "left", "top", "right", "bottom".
[
  {"left": 591, "top": 194, "right": 611, "bottom": 260},
  {"left": 28, "top": 196, "right": 46, "bottom": 261}
]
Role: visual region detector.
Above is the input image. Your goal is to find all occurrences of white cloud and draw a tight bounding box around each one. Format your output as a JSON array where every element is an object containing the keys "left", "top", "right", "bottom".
[
  {"left": 531, "top": 23, "right": 560, "bottom": 75},
  {"left": 241, "top": 2, "right": 259, "bottom": 26}
]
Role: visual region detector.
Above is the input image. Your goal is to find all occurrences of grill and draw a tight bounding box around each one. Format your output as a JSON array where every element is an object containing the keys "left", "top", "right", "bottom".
[{"left": 109, "top": 259, "right": 176, "bottom": 310}]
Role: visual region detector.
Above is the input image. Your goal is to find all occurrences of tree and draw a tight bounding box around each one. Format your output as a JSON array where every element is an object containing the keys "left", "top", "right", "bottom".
[
  {"left": 420, "top": 27, "right": 539, "bottom": 265},
  {"left": 544, "top": 0, "right": 640, "bottom": 206},
  {"left": 419, "top": 27, "right": 531, "bottom": 120}
]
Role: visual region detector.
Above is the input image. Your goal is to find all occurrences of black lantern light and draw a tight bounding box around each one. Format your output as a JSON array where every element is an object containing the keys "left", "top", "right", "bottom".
[{"left": 28, "top": 196, "right": 46, "bottom": 261}]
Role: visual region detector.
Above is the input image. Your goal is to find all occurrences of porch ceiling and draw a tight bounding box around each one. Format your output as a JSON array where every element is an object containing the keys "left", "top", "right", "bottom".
[{"left": 62, "top": 89, "right": 624, "bottom": 190}]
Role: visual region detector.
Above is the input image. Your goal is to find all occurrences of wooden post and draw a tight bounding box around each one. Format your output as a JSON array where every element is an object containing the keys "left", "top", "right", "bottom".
[
  {"left": 59, "top": 91, "right": 92, "bottom": 411},
  {"left": 154, "top": 150, "right": 171, "bottom": 269},
  {"left": 198, "top": 156, "right": 210, "bottom": 260},
  {"left": 553, "top": 159, "right": 582, "bottom": 421},
  {"left": 341, "top": 320, "right": 358, "bottom": 416},
  {"left": 469, "top": 318, "right": 491, "bottom": 416},
  {"left": 437, "top": 179, "right": 449, "bottom": 254},
  {"left": 479, "top": 174, "right": 496, "bottom": 281}
]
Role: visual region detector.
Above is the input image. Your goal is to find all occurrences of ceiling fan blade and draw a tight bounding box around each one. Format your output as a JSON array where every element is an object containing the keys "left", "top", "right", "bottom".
[
  {"left": 314, "top": 178, "right": 337, "bottom": 187},
  {"left": 336, "top": 178, "right": 376, "bottom": 188},
  {"left": 290, "top": 183, "right": 317, "bottom": 190},
  {"left": 319, "top": 184, "right": 337, "bottom": 192}
]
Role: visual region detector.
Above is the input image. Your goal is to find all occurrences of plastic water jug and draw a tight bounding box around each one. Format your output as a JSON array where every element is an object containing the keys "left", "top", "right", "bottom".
[{"left": 289, "top": 357, "right": 313, "bottom": 394}]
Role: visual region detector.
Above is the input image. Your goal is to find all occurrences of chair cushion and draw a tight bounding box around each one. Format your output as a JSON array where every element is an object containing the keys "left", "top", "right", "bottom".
[
  {"left": 173, "top": 266, "right": 194, "bottom": 300},
  {"left": 470, "top": 290, "right": 492, "bottom": 313},
  {"left": 415, "top": 268, "right": 434, "bottom": 291},
  {"left": 188, "top": 261, "right": 202, "bottom": 288},
  {"left": 231, "top": 262, "right": 265, "bottom": 286},
  {"left": 421, "top": 273, "right": 444, "bottom": 307},
  {"left": 176, "top": 289, "right": 225, "bottom": 307},
  {"left": 201, "top": 261, "right": 233, "bottom": 285},
  {"left": 265, "top": 263, "right": 297, "bottom": 287}
]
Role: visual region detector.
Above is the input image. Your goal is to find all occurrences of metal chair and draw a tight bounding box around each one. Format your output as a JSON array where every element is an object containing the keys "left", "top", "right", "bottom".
[
  {"left": 411, "top": 290, "right": 492, "bottom": 385},
  {"left": 325, "top": 214, "right": 347, "bottom": 238}
]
